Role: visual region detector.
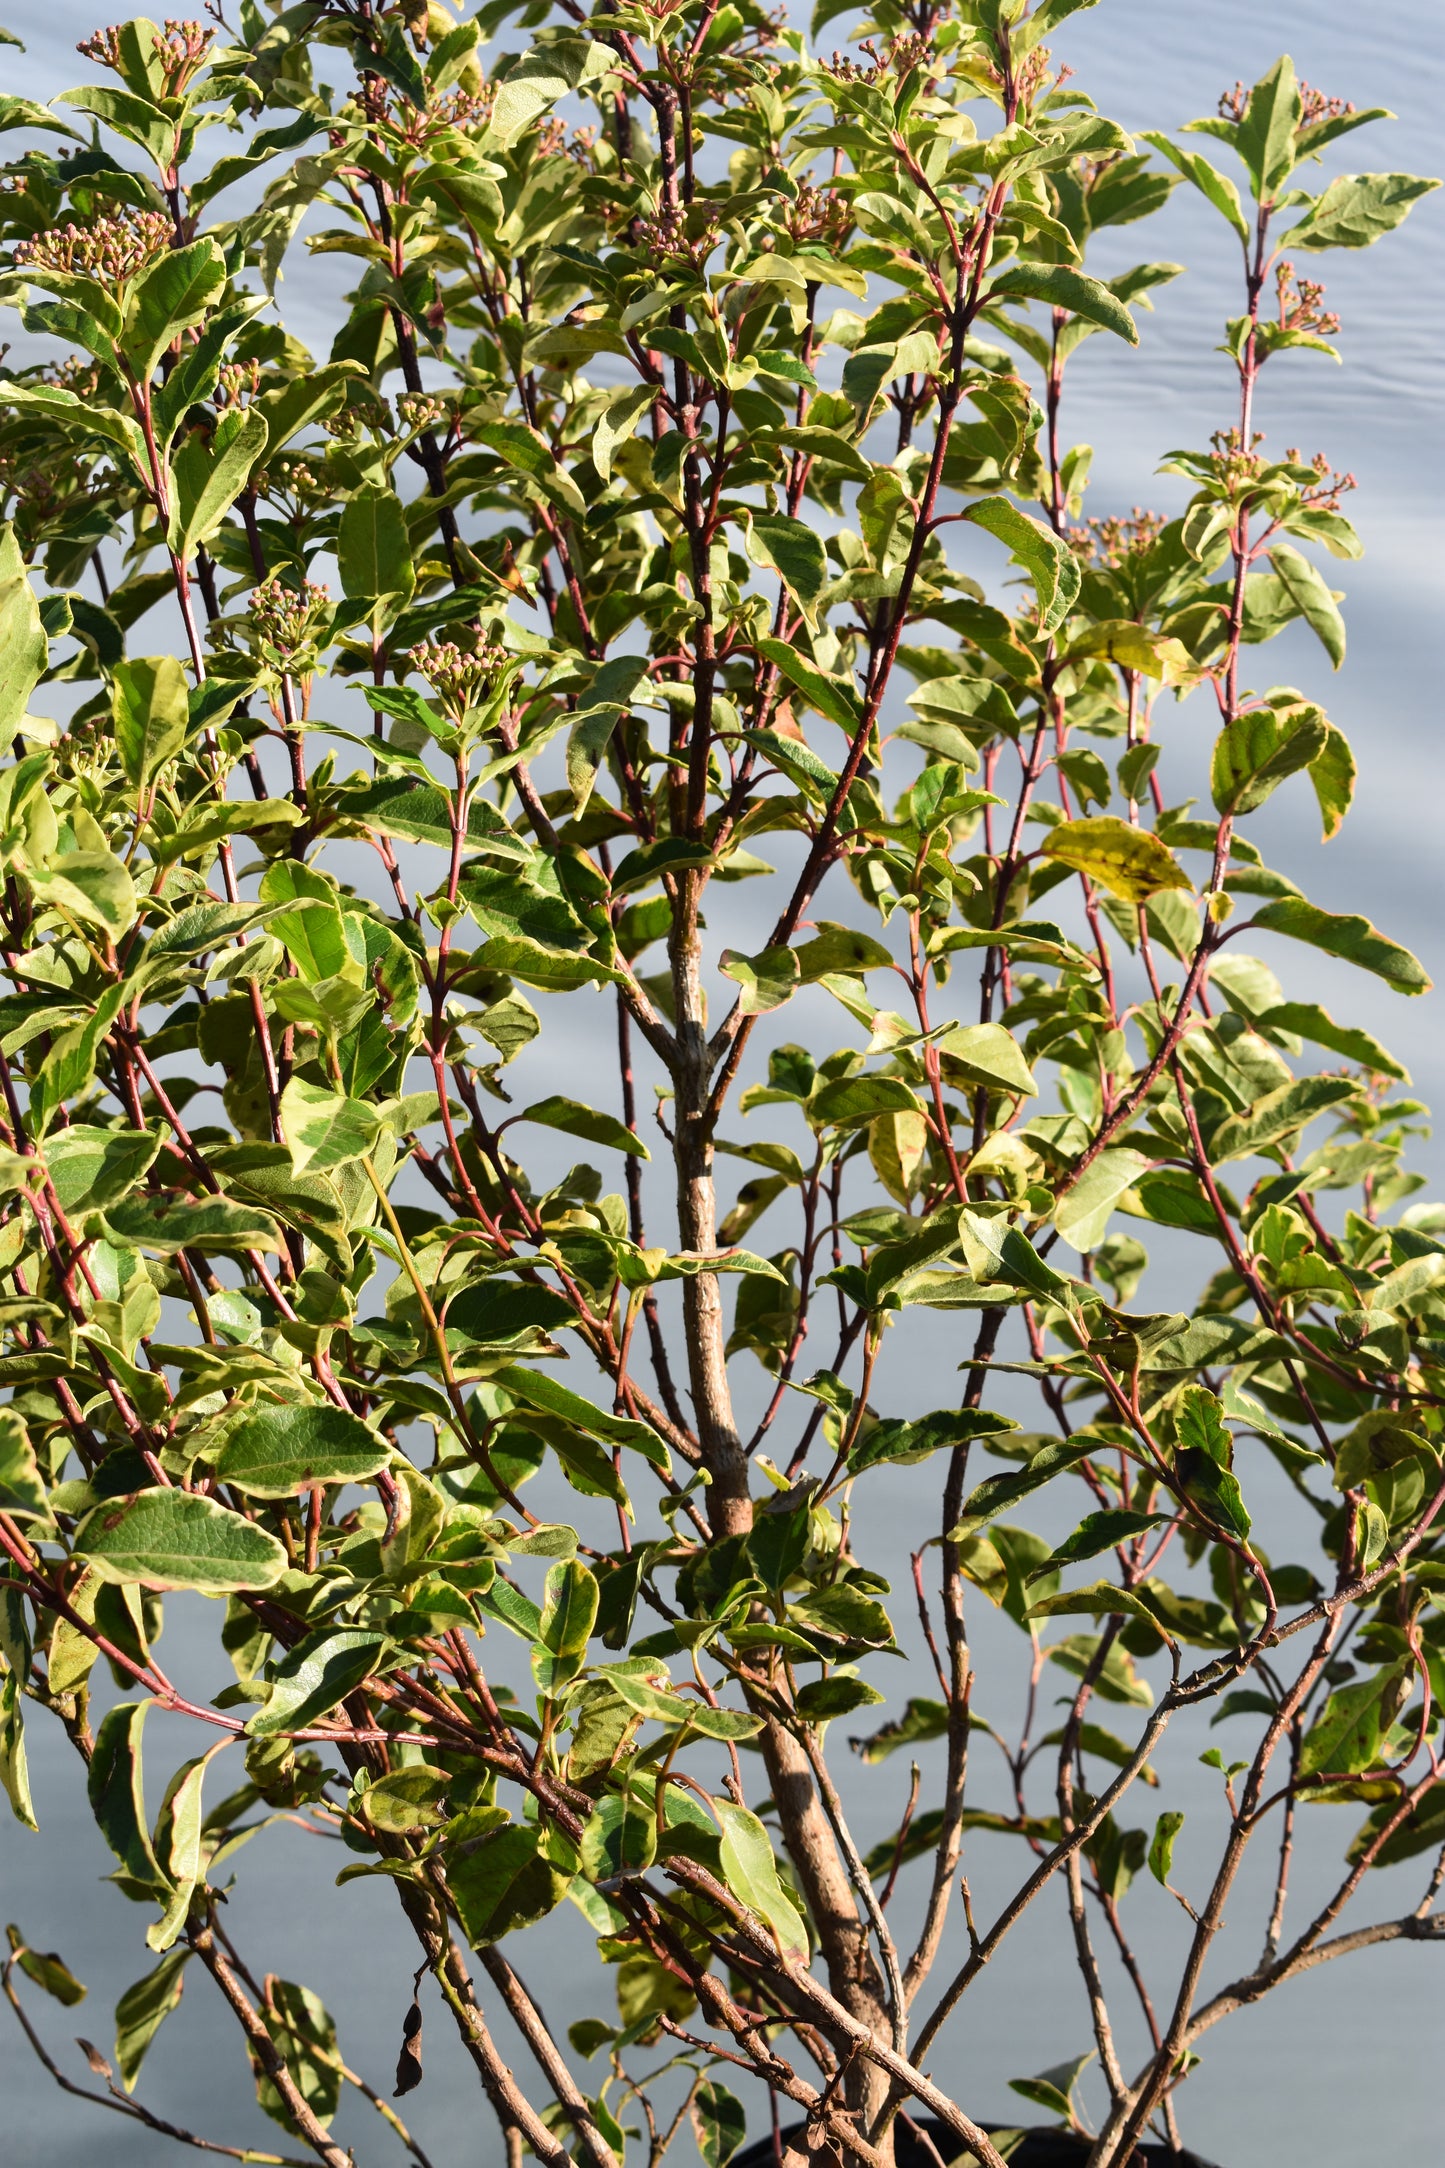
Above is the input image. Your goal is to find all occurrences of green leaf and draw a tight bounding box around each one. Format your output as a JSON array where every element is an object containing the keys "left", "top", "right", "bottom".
[
  {"left": 474, "top": 420, "right": 584, "bottom": 513},
  {"left": 1251, "top": 898, "right": 1430, "bottom": 994},
  {"left": 1307, "top": 723, "right": 1355, "bottom": 841},
  {"left": 516, "top": 1095, "right": 648, "bottom": 1159},
  {"left": 207, "top": 1144, "right": 353, "bottom": 1274},
  {"left": 1234, "top": 55, "right": 1301, "bottom": 198},
  {"left": 1347, "top": 1785, "right": 1445, "bottom": 1868},
  {"left": 1299, "top": 1668, "right": 1404, "bottom": 1778},
  {"left": 1257, "top": 1001, "right": 1406, "bottom": 1081},
  {"left": 1008, "top": 2052, "right": 1095, "bottom": 2122},
  {"left": 485, "top": 38, "right": 611, "bottom": 150},
  {"left": 1175, "top": 1451, "right": 1252, "bottom": 1544},
  {"left": 44, "top": 1125, "right": 163, "bottom": 1214},
  {"left": 104, "top": 1195, "right": 284, "bottom": 1255},
  {"left": 750, "top": 424, "right": 873, "bottom": 480},
  {"left": 566, "top": 656, "right": 648, "bottom": 814},
  {"left": 254, "top": 1981, "right": 342, "bottom": 2134},
  {"left": 169, "top": 404, "right": 268, "bottom": 561},
  {"left": 580, "top": 1789, "right": 657, "bottom": 1880},
  {"left": 693, "top": 2080, "right": 747, "bottom": 2168},
  {"left": 215, "top": 1404, "right": 390, "bottom": 1496},
  {"left": 1140, "top": 133, "right": 1250, "bottom": 241},
  {"left": 129, "top": 900, "right": 272, "bottom": 984},
  {"left": 1025, "top": 1581, "right": 1166, "bottom": 1628},
  {"left": 1029, "top": 1510, "right": 1169, "bottom": 1580},
  {"left": 88, "top": 1702, "right": 165, "bottom": 1890},
  {"left": 962, "top": 498, "right": 1081, "bottom": 636},
  {"left": 811, "top": 1075, "right": 924, "bottom": 1128},
  {"left": 338, "top": 774, "right": 523, "bottom": 856},
  {"left": 1148, "top": 1810, "right": 1185, "bottom": 1886},
  {"left": 1269, "top": 545, "right": 1345, "bottom": 668},
  {"left": 747, "top": 514, "right": 828, "bottom": 608},
  {"left": 112, "top": 655, "right": 190, "bottom": 788},
  {"left": 1041, "top": 818, "right": 1192, "bottom": 904},
  {"left": 1177, "top": 1384, "right": 1231, "bottom": 1466},
  {"left": 1208, "top": 1075, "right": 1359, "bottom": 1162},
  {"left": 713, "top": 1800, "right": 808, "bottom": 1961},
  {"left": 1048, "top": 1635, "right": 1154, "bottom": 1707},
  {"left": 147, "top": 1743, "right": 223, "bottom": 1952},
  {"left": 337, "top": 483, "right": 415, "bottom": 602},
  {"left": 794, "top": 1676, "right": 885, "bottom": 1722},
  {"left": 850, "top": 1407, "right": 1017, "bottom": 1474},
  {"left": 31, "top": 981, "right": 126, "bottom": 1143},
  {"left": 492, "top": 1366, "right": 670, "bottom": 1471},
  {"left": 1055, "top": 1149, "right": 1152, "bottom": 1252},
  {"left": 989, "top": 261, "right": 1138, "bottom": 343},
  {"left": 4, "top": 1927, "right": 86, "bottom": 2004},
  {"left": 115, "top": 1947, "right": 190, "bottom": 2089},
  {"left": 247, "top": 1628, "right": 390, "bottom": 1738},
  {"left": 593, "top": 384, "right": 653, "bottom": 484},
  {"left": 657, "top": 1249, "right": 788, "bottom": 1285},
  {"left": 0, "top": 545, "right": 49, "bottom": 754},
  {"left": 849, "top": 1696, "right": 951, "bottom": 1763},
  {"left": 260, "top": 861, "right": 365, "bottom": 984},
  {"left": 75, "top": 1489, "right": 288, "bottom": 1593},
  {"left": 1211, "top": 700, "right": 1330, "bottom": 814},
  {"left": 279, "top": 1078, "right": 382, "bottom": 1177},
  {"left": 0, "top": 1674, "right": 36, "bottom": 1830},
  {"left": 1289, "top": 171, "right": 1441, "bottom": 251},
  {"left": 28, "top": 849, "right": 137, "bottom": 937},
  {"left": 0, "top": 95, "right": 85, "bottom": 137},
  {"left": 460, "top": 863, "right": 592, "bottom": 951},
  {"left": 255, "top": 362, "right": 361, "bottom": 463},
  {"left": 446, "top": 1815, "right": 572, "bottom": 1944},
  {"left": 120, "top": 240, "right": 227, "bottom": 384},
  {"left": 1064, "top": 619, "right": 1191, "bottom": 683},
  {"left": 534, "top": 1560, "right": 599, "bottom": 1693},
  {"left": 938, "top": 1022, "right": 1036, "bottom": 1098},
  {"left": 754, "top": 638, "right": 862, "bottom": 733},
  {"left": 720, "top": 944, "right": 800, "bottom": 1015},
  {"left": 951, "top": 1440, "right": 1094, "bottom": 1537},
  {"left": 360, "top": 1765, "right": 451, "bottom": 1834},
  {"left": 0, "top": 1407, "right": 47, "bottom": 1520}
]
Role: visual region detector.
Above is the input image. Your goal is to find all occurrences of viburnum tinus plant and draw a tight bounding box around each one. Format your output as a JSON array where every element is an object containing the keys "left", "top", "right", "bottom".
[{"left": 0, "top": 3, "right": 1440, "bottom": 2163}]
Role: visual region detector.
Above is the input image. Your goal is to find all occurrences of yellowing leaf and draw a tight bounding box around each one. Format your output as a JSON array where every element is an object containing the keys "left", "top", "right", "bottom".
[{"left": 1041, "top": 817, "right": 1192, "bottom": 903}]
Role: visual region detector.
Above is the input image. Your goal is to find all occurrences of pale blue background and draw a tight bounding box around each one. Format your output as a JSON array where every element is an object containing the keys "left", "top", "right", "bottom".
[{"left": 1, "top": 3, "right": 1442, "bottom": 2163}]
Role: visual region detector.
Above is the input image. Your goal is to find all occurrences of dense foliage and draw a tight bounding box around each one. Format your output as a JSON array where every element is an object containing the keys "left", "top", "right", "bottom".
[{"left": 0, "top": 4, "right": 1441, "bottom": 2164}]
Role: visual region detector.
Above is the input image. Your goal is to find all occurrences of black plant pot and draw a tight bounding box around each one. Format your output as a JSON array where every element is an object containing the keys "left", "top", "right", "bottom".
[{"left": 732, "top": 2120, "right": 1223, "bottom": 2168}]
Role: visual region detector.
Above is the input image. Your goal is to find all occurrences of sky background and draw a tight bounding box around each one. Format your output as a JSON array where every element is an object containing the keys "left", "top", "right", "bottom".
[{"left": 1, "top": 2, "right": 1443, "bottom": 2164}]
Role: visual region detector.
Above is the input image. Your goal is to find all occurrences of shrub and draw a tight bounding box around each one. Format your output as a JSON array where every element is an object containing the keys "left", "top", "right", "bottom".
[{"left": 0, "top": 7, "right": 1440, "bottom": 2165}]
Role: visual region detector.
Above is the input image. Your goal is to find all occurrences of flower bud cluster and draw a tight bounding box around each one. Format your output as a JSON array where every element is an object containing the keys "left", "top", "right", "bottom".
[
  {"left": 431, "top": 83, "right": 497, "bottom": 133},
  {"left": 1282, "top": 449, "right": 1357, "bottom": 513},
  {"left": 13, "top": 209, "right": 171, "bottom": 286},
  {"left": 1275, "top": 261, "right": 1341, "bottom": 341},
  {"left": 787, "top": 183, "right": 851, "bottom": 249},
  {"left": 217, "top": 358, "right": 261, "bottom": 409},
  {"left": 1300, "top": 81, "right": 1356, "bottom": 126},
  {"left": 536, "top": 117, "right": 598, "bottom": 165},
  {"left": 75, "top": 23, "right": 124, "bottom": 70},
  {"left": 396, "top": 390, "right": 449, "bottom": 436},
  {"left": 638, "top": 204, "right": 720, "bottom": 272},
  {"left": 1072, "top": 507, "right": 1164, "bottom": 568},
  {"left": 409, "top": 635, "right": 510, "bottom": 720},
  {"left": 1210, "top": 426, "right": 1266, "bottom": 488},
  {"left": 153, "top": 19, "right": 214, "bottom": 94},
  {"left": 251, "top": 575, "right": 332, "bottom": 665}
]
